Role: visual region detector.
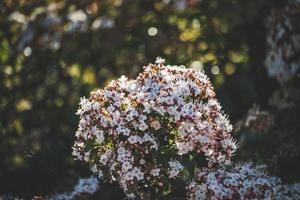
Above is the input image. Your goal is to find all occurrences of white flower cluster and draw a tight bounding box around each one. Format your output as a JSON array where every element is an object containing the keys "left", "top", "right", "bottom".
[
  {"left": 270, "top": 177, "right": 300, "bottom": 200},
  {"left": 186, "top": 164, "right": 273, "bottom": 200},
  {"left": 72, "top": 176, "right": 99, "bottom": 196},
  {"left": 50, "top": 177, "right": 99, "bottom": 200},
  {"left": 168, "top": 160, "right": 184, "bottom": 178},
  {"left": 73, "top": 58, "right": 237, "bottom": 198}
]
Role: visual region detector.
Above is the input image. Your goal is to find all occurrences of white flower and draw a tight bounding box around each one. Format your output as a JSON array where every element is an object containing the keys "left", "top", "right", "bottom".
[
  {"left": 126, "top": 114, "right": 133, "bottom": 122},
  {"left": 150, "top": 168, "right": 161, "bottom": 177},
  {"left": 100, "top": 150, "right": 111, "bottom": 165},
  {"left": 139, "top": 122, "right": 148, "bottom": 131},
  {"left": 100, "top": 155, "right": 108, "bottom": 165},
  {"left": 117, "top": 147, "right": 126, "bottom": 154},
  {"left": 128, "top": 167, "right": 144, "bottom": 180},
  {"left": 125, "top": 172, "right": 134, "bottom": 181},
  {"left": 155, "top": 57, "right": 165, "bottom": 65},
  {"left": 123, "top": 128, "right": 130, "bottom": 136},
  {"left": 175, "top": 113, "right": 181, "bottom": 122},
  {"left": 71, "top": 177, "right": 100, "bottom": 197},
  {"left": 107, "top": 105, "right": 115, "bottom": 113},
  {"left": 168, "top": 160, "right": 184, "bottom": 178},
  {"left": 129, "top": 83, "right": 137, "bottom": 92},
  {"left": 98, "top": 170, "right": 103, "bottom": 178},
  {"left": 94, "top": 130, "right": 105, "bottom": 144},
  {"left": 140, "top": 159, "right": 145, "bottom": 165},
  {"left": 129, "top": 109, "right": 139, "bottom": 117},
  {"left": 83, "top": 151, "right": 90, "bottom": 162},
  {"left": 136, "top": 172, "right": 144, "bottom": 180},
  {"left": 92, "top": 102, "right": 101, "bottom": 110},
  {"left": 139, "top": 115, "right": 147, "bottom": 122},
  {"left": 164, "top": 97, "right": 174, "bottom": 105},
  {"left": 176, "top": 142, "right": 190, "bottom": 155},
  {"left": 91, "top": 164, "right": 97, "bottom": 173},
  {"left": 179, "top": 85, "right": 190, "bottom": 97},
  {"left": 128, "top": 135, "right": 142, "bottom": 144},
  {"left": 167, "top": 106, "right": 176, "bottom": 115},
  {"left": 126, "top": 193, "right": 136, "bottom": 199},
  {"left": 122, "top": 161, "right": 133, "bottom": 172},
  {"left": 118, "top": 75, "right": 127, "bottom": 82}
]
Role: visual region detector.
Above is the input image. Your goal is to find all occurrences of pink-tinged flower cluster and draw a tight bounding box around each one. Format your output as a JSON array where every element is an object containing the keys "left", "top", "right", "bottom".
[
  {"left": 72, "top": 57, "right": 237, "bottom": 198},
  {"left": 187, "top": 164, "right": 273, "bottom": 200}
]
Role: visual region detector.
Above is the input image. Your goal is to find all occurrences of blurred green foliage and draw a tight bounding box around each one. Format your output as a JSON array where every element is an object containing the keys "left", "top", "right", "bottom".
[{"left": 0, "top": 0, "right": 288, "bottom": 198}]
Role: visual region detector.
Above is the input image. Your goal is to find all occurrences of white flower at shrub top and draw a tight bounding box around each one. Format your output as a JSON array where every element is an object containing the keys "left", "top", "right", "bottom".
[
  {"left": 187, "top": 164, "right": 273, "bottom": 200},
  {"left": 72, "top": 57, "right": 238, "bottom": 198}
]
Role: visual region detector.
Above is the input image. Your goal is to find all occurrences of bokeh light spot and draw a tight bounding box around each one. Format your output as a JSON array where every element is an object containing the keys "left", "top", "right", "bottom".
[
  {"left": 148, "top": 27, "right": 158, "bottom": 36},
  {"left": 211, "top": 65, "right": 220, "bottom": 75},
  {"left": 16, "top": 99, "right": 32, "bottom": 112},
  {"left": 224, "top": 63, "right": 236, "bottom": 75},
  {"left": 82, "top": 67, "right": 96, "bottom": 85},
  {"left": 23, "top": 47, "right": 32, "bottom": 57},
  {"left": 190, "top": 61, "right": 203, "bottom": 70},
  {"left": 4, "top": 66, "right": 13, "bottom": 75}
]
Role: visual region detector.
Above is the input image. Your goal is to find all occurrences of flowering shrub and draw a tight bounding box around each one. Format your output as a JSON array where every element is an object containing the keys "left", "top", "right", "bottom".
[
  {"left": 186, "top": 164, "right": 273, "bottom": 200},
  {"left": 72, "top": 57, "right": 238, "bottom": 199}
]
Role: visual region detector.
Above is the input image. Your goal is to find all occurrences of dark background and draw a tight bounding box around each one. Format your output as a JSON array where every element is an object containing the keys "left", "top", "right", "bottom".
[{"left": 0, "top": 0, "right": 299, "bottom": 199}]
